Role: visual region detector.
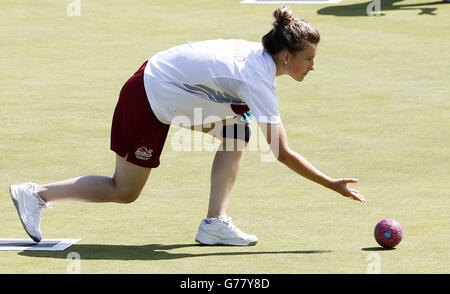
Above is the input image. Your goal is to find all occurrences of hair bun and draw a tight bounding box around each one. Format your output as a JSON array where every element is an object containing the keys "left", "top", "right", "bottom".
[
  {"left": 262, "top": 6, "right": 320, "bottom": 55},
  {"left": 273, "top": 6, "right": 293, "bottom": 29}
]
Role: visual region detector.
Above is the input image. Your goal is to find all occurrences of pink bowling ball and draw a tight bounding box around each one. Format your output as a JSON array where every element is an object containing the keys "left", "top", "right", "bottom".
[{"left": 374, "top": 218, "right": 403, "bottom": 248}]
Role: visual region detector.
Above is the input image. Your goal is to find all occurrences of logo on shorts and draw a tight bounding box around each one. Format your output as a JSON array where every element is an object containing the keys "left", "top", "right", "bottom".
[{"left": 135, "top": 147, "right": 153, "bottom": 160}]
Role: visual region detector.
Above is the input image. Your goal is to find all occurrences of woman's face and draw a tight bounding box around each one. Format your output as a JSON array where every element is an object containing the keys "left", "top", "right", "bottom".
[{"left": 283, "top": 43, "right": 318, "bottom": 82}]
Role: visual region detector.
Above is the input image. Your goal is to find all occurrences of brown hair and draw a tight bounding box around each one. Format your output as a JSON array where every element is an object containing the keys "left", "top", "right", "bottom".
[{"left": 262, "top": 6, "right": 320, "bottom": 55}]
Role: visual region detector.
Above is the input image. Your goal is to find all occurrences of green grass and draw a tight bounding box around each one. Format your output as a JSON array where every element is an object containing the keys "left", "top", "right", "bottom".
[{"left": 1, "top": 0, "right": 449, "bottom": 274}]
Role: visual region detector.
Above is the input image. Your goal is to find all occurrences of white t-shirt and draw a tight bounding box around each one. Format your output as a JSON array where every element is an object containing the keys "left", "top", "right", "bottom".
[{"left": 143, "top": 39, "right": 281, "bottom": 126}]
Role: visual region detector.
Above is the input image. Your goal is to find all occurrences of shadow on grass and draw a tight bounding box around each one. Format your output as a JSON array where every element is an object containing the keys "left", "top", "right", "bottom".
[
  {"left": 317, "top": 0, "right": 448, "bottom": 17},
  {"left": 361, "top": 247, "right": 396, "bottom": 251},
  {"left": 18, "top": 243, "right": 332, "bottom": 260}
]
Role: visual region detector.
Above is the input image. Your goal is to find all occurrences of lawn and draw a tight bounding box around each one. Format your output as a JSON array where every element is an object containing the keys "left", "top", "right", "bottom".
[{"left": 0, "top": 0, "right": 448, "bottom": 274}]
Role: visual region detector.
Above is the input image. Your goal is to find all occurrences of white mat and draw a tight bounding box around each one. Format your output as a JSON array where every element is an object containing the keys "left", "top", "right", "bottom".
[{"left": 0, "top": 239, "right": 81, "bottom": 251}]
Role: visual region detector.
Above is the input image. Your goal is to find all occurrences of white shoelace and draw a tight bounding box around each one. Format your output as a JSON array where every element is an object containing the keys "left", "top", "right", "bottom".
[{"left": 217, "top": 216, "right": 242, "bottom": 233}]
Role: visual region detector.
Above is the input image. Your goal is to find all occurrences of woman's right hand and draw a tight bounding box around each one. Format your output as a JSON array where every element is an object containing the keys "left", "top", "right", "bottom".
[{"left": 328, "top": 178, "right": 366, "bottom": 203}]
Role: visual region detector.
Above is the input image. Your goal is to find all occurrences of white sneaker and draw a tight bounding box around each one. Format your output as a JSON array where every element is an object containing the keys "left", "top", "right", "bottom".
[
  {"left": 195, "top": 215, "right": 258, "bottom": 246},
  {"left": 9, "top": 182, "right": 51, "bottom": 242}
]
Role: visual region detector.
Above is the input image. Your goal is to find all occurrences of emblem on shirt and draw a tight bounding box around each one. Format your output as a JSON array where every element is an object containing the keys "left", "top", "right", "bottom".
[{"left": 135, "top": 147, "right": 153, "bottom": 160}]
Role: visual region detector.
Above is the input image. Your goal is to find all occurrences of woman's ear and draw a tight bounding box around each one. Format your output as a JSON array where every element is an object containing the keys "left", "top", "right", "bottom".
[
  {"left": 274, "top": 50, "right": 290, "bottom": 76},
  {"left": 283, "top": 51, "right": 289, "bottom": 64}
]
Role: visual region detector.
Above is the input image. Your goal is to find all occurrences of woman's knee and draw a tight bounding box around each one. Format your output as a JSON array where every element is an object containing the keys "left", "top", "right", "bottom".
[
  {"left": 111, "top": 154, "right": 151, "bottom": 204},
  {"left": 114, "top": 189, "right": 141, "bottom": 204}
]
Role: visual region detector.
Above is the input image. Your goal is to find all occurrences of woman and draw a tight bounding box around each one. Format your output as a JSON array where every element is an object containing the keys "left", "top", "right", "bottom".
[{"left": 9, "top": 7, "right": 365, "bottom": 246}]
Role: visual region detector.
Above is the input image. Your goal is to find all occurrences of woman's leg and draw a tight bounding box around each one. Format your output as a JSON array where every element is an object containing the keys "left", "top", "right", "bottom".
[
  {"left": 195, "top": 136, "right": 258, "bottom": 246},
  {"left": 36, "top": 154, "right": 151, "bottom": 204},
  {"left": 188, "top": 117, "right": 249, "bottom": 218},
  {"left": 187, "top": 117, "right": 257, "bottom": 245},
  {"left": 207, "top": 139, "right": 246, "bottom": 218},
  {"left": 195, "top": 129, "right": 257, "bottom": 246}
]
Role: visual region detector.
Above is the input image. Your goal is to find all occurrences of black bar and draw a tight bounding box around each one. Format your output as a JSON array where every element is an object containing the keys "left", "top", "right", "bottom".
[{"left": 0, "top": 274, "right": 447, "bottom": 292}]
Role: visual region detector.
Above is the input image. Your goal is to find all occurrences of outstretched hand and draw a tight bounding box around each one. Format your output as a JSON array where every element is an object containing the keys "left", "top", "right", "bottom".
[{"left": 328, "top": 178, "right": 366, "bottom": 203}]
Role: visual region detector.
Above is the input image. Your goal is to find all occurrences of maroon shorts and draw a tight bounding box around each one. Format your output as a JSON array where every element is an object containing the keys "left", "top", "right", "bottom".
[{"left": 110, "top": 61, "right": 170, "bottom": 168}]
